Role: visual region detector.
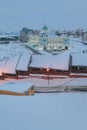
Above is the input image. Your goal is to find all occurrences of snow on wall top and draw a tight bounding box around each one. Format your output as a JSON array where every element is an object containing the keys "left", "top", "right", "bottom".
[
  {"left": 0, "top": 80, "right": 33, "bottom": 93},
  {"left": 30, "top": 53, "right": 70, "bottom": 70}
]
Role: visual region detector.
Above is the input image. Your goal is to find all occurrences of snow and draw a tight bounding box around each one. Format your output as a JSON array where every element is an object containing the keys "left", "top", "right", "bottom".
[
  {"left": 1, "top": 76, "right": 87, "bottom": 91},
  {"left": 0, "top": 79, "right": 33, "bottom": 93},
  {"left": 0, "top": 94, "right": 87, "bottom": 130},
  {"left": 0, "top": 59, "right": 7, "bottom": 76},
  {"left": 30, "top": 53, "right": 70, "bottom": 70},
  {"left": 65, "top": 78, "right": 87, "bottom": 87},
  {"left": 16, "top": 54, "right": 31, "bottom": 71},
  {"left": 72, "top": 53, "right": 87, "bottom": 66},
  {"left": 68, "top": 38, "right": 87, "bottom": 54},
  {"left": 27, "top": 76, "right": 87, "bottom": 87},
  {"left": 39, "top": 50, "right": 51, "bottom": 55},
  {"left": 0, "top": 80, "right": 33, "bottom": 93},
  {"left": 0, "top": 42, "right": 32, "bottom": 60},
  {"left": 0, "top": 37, "right": 87, "bottom": 130},
  {"left": 3, "top": 56, "right": 19, "bottom": 74}
]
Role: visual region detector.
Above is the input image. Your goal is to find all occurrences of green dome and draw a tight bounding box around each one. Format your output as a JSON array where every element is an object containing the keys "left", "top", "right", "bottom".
[{"left": 42, "top": 24, "right": 48, "bottom": 31}]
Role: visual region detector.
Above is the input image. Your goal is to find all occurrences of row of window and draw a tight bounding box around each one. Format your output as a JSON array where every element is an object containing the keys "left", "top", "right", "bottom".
[{"left": 72, "top": 66, "right": 87, "bottom": 70}]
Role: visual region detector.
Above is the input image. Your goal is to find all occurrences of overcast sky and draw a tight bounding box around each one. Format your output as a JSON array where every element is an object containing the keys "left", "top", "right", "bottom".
[{"left": 0, "top": 0, "right": 87, "bottom": 31}]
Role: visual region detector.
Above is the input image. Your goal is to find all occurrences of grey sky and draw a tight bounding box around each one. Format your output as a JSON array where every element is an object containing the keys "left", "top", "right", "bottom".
[{"left": 0, "top": 0, "right": 87, "bottom": 31}]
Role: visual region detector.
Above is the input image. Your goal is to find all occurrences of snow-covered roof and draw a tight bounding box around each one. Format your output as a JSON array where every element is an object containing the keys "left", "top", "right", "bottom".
[
  {"left": 72, "top": 53, "right": 87, "bottom": 66},
  {"left": 0, "top": 42, "right": 32, "bottom": 61},
  {"left": 16, "top": 54, "right": 31, "bottom": 71},
  {"left": 30, "top": 53, "right": 70, "bottom": 70},
  {"left": 0, "top": 59, "right": 7, "bottom": 76},
  {"left": 0, "top": 80, "right": 33, "bottom": 93},
  {"left": 3, "top": 56, "right": 19, "bottom": 74}
]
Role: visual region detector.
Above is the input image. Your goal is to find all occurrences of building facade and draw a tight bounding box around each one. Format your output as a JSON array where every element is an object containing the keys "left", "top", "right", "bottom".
[{"left": 28, "top": 25, "right": 70, "bottom": 51}]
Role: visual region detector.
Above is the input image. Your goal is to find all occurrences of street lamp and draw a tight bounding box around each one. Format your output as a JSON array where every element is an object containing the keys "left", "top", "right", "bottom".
[{"left": 47, "top": 68, "right": 50, "bottom": 84}]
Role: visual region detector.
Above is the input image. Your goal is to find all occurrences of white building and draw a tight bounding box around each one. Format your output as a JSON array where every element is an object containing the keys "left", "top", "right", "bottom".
[{"left": 28, "top": 25, "right": 69, "bottom": 51}]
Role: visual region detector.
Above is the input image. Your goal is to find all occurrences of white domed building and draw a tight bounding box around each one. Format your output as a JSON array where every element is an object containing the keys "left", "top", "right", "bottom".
[{"left": 28, "top": 25, "right": 70, "bottom": 51}]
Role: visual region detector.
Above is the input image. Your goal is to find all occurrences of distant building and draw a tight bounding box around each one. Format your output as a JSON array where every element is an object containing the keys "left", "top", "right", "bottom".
[
  {"left": 41, "top": 24, "right": 49, "bottom": 35},
  {"left": 0, "top": 35, "right": 19, "bottom": 44},
  {"left": 82, "top": 32, "right": 87, "bottom": 41},
  {"left": 28, "top": 25, "right": 70, "bottom": 51},
  {"left": 19, "top": 27, "right": 33, "bottom": 42}
]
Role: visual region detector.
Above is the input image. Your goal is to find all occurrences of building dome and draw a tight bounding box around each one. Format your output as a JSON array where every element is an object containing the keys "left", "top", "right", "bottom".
[{"left": 42, "top": 24, "right": 48, "bottom": 31}]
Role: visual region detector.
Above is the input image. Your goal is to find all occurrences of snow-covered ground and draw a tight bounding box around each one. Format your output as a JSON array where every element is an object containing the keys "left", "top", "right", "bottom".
[
  {"left": 28, "top": 76, "right": 87, "bottom": 87},
  {"left": 0, "top": 41, "right": 32, "bottom": 60},
  {"left": 0, "top": 76, "right": 87, "bottom": 93},
  {"left": 0, "top": 38, "right": 87, "bottom": 130},
  {"left": 0, "top": 75, "right": 87, "bottom": 130},
  {"left": 68, "top": 37, "right": 87, "bottom": 54},
  {"left": 0, "top": 94, "right": 87, "bottom": 130}
]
